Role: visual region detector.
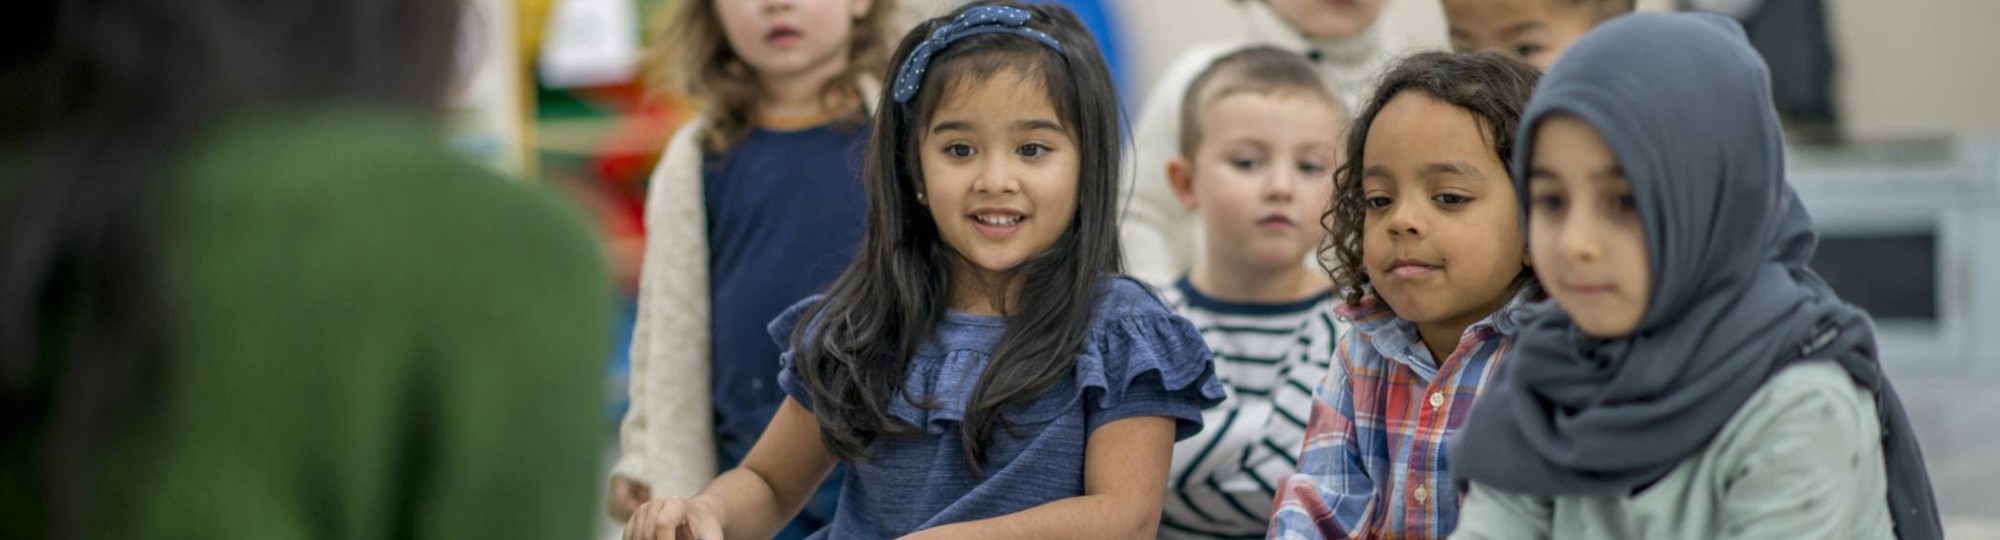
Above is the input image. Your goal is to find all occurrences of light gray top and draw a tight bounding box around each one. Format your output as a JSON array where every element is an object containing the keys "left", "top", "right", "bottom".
[{"left": 1451, "top": 361, "right": 1893, "bottom": 539}]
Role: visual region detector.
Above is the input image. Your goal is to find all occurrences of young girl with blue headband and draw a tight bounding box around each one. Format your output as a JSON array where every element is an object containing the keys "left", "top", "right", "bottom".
[{"left": 624, "top": 2, "right": 1225, "bottom": 539}]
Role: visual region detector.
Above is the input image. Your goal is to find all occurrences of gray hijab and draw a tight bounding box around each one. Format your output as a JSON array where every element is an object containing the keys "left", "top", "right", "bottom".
[{"left": 1447, "top": 13, "right": 1939, "bottom": 539}]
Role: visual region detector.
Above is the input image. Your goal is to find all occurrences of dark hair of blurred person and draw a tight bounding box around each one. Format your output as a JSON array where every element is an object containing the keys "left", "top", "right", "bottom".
[{"left": 0, "top": 0, "right": 613, "bottom": 539}]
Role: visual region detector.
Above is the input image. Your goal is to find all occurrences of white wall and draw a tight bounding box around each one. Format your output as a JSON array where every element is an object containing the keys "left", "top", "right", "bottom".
[{"left": 1826, "top": 0, "right": 2000, "bottom": 140}]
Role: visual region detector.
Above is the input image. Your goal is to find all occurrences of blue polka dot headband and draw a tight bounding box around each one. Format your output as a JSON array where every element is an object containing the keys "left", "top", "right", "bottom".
[{"left": 890, "top": 5, "right": 1064, "bottom": 104}]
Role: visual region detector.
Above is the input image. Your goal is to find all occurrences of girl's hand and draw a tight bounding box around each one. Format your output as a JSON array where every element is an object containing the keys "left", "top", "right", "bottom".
[
  {"left": 624, "top": 495, "right": 725, "bottom": 540},
  {"left": 607, "top": 475, "right": 652, "bottom": 522}
]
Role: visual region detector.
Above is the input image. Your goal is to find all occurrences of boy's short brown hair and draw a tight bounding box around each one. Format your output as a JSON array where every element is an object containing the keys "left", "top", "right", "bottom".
[{"left": 1177, "top": 46, "right": 1342, "bottom": 159}]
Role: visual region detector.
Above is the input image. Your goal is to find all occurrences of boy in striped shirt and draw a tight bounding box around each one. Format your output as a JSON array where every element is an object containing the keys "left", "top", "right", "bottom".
[{"left": 1154, "top": 46, "right": 1349, "bottom": 539}]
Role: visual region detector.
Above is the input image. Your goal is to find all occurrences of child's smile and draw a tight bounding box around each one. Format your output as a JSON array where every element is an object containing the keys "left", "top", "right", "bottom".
[
  {"left": 920, "top": 69, "right": 1080, "bottom": 310},
  {"left": 970, "top": 206, "right": 1029, "bottom": 239},
  {"left": 1358, "top": 91, "right": 1529, "bottom": 344},
  {"left": 1382, "top": 257, "right": 1442, "bottom": 280}
]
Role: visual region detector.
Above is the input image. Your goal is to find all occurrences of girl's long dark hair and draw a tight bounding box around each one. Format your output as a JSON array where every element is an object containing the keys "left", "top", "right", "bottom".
[
  {"left": 789, "top": 0, "right": 1124, "bottom": 474},
  {"left": 0, "top": 1, "right": 461, "bottom": 537}
]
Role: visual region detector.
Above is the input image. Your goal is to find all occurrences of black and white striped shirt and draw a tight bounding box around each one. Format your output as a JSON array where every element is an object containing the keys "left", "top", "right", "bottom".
[{"left": 1157, "top": 276, "right": 1346, "bottom": 539}]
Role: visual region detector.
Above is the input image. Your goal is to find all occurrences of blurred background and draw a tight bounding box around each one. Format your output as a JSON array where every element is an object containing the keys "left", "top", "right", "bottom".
[{"left": 439, "top": 0, "right": 1999, "bottom": 536}]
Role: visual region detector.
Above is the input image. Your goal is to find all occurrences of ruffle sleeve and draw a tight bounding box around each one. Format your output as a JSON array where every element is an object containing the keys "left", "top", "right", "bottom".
[{"left": 1074, "top": 311, "right": 1227, "bottom": 440}]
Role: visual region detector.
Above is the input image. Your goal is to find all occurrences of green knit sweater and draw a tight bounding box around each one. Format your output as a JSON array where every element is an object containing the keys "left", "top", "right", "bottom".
[{"left": 3, "top": 109, "right": 613, "bottom": 539}]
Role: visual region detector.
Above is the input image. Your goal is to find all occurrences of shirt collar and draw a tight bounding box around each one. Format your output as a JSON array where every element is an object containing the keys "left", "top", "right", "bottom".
[{"left": 1336, "top": 282, "right": 1545, "bottom": 371}]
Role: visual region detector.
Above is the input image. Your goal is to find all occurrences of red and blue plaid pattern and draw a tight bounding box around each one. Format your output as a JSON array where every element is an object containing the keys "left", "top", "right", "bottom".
[{"left": 1267, "top": 287, "right": 1537, "bottom": 540}]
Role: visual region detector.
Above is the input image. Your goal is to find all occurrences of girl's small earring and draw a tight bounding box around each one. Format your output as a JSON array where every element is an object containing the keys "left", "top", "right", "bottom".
[{"left": 916, "top": 192, "right": 928, "bottom": 206}]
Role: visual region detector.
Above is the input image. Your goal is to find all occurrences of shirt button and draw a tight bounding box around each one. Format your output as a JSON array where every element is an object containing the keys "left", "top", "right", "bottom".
[
  {"left": 752, "top": 379, "right": 766, "bottom": 391},
  {"left": 1414, "top": 486, "right": 1430, "bottom": 503},
  {"left": 1429, "top": 392, "right": 1444, "bottom": 408}
]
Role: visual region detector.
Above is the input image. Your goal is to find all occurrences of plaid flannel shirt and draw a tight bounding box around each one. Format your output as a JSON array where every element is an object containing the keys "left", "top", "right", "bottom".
[{"left": 1268, "top": 286, "right": 1539, "bottom": 539}]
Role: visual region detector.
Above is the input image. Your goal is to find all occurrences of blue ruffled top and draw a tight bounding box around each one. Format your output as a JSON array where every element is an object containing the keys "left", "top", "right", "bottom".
[{"left": 769, "top": 277, "right": 1226, "bottom": 538}]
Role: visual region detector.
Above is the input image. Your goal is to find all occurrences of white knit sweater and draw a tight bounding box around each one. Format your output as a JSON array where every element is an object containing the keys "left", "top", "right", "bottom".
[{"left": 613, "top": 113, "right": 717, "bottom": 498}]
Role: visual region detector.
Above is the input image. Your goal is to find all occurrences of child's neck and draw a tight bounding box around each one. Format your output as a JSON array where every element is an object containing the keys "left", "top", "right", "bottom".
[
  {"left": 1410, "top": 291, "right": 1516, "bottom": 365},
  {"left": 757, "top": 54, "right": 853, "bottom": 126},
  {"left": 1188, "top": 258, "right": 1330, "bottom": 305},
  {"left": 949, "top": 264, "right": 1021, "bottom": 317}
]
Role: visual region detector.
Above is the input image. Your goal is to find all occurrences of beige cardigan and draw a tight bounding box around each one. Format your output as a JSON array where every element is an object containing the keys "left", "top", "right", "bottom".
[{"left": 614, "top": 80, "right": 879, "bottom": 497}]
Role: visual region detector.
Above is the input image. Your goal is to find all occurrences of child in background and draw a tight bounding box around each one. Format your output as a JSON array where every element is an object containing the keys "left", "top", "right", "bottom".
[
  {"left": 624, "top": 3, "right": 1225, "bottom": 539},
  {"left": 1153, "top": 46, "right": 1347, "bottom": 540},
  {"left": 1123, "top": 0, "right": 1396, "bottom": 285},
  {"left": 1268, "top": 51, "right": 1543, "bottom": 540},
  {"left": 609, "top": 0, "right": 897, "bottom": 537},
  {"left": 1441, "top": 0, "right": 1633, "bottom": 70},
  {"left": 1449, "top": 13, "right": 1941, "bottom": 540}
]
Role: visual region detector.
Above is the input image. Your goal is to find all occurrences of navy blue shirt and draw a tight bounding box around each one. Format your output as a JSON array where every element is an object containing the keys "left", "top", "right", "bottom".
[
  {"left": 703, "top": 121, "right": 869, "bottom": 445},
  {"left": 770, "top": 278, "right": 1228, "bottom": 538}
]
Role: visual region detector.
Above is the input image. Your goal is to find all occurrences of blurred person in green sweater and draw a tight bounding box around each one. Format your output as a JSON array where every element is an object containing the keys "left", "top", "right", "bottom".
[{"left": 0, "top": 0, "right": 614, "bottom": 539}]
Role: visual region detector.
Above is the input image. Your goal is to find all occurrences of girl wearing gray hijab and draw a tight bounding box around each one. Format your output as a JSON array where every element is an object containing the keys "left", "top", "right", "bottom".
[{"left": 1446, "top": 12, "right": 1940, "bottom": 540}]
